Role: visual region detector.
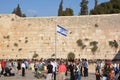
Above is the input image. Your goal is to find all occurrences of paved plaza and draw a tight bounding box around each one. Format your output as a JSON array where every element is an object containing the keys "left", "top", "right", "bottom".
[
  {"left": 0, "top": 63, "right": 96, "bottom": 80},
  {"left": 0, "top": 70, "right": 96, "bottom": 80}
]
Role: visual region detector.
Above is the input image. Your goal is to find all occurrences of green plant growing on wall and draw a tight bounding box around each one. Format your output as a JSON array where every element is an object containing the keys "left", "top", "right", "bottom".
[
  {"left": 114, "top": 40, "right": 119, "bottom": 49},
  {"left": 76, "top": 39, "right": 83, "bottom": 47},
  {"left": 76, "top": 39, "right": 87, "bottom": 49},
  {"left": 18, "top": 48, "right": 22, "bottom": 51},
  {"left": 67, "top": 52, "right": 75, "bottom": 60},
  {"left": 76, "top": 39, "right": 87, "bottom": 55},
  {"left": 32, "top": 53, "right": 39, "bottom": 59},
  {"left": 84, "top": 38, "right": 89, "bottom": 41},
  {"left": 14, "top": 43, "right": 18, "bottom": 47},
  {"left": 3, "top": 35, "right": 10, "bottom": 39},
  {"left": 91, "top": 46, "right": 98, "bottom": 55},
  {"left": 25, "top": 40, "right": 28, "bottom": 43},
  {"left": 90, "top": 41, "right": 98, "bottom": 55},
  {"left": 90, "top": 41, "right": 98, "bottom": 46},
  {"left": 109, "top": 40, "right": 119, "bottom": 52},
  {"left": 82, "top": 45, "right": 86, "bottom": 49},
  {"left": 51, "top": 53, "right": 56, "bottom": 57},
  {"left": 109, "top": 41, "right": 114, "bottom": 47}
]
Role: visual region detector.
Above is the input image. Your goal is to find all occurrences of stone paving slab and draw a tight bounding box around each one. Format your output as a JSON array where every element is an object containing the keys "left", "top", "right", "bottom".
[{"left": 0, "top": 70, "right": 96, "bottom": 80}]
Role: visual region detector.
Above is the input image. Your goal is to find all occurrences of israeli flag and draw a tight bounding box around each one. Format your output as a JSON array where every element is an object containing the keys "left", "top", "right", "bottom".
[{"left": 57, "top": 25, "right": 68, "bottom": 36}]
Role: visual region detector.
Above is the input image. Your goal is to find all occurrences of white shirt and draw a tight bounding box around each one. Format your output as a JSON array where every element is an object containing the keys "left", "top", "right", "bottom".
[
  {"left": 21, "top": 63, "right": 26, "bottom": 68},
  {"left": 51, "top": 61, "right": 57, "bottom": 72},
  {"left": 114, "top": 63, "right": 117, "bottom": 68}
]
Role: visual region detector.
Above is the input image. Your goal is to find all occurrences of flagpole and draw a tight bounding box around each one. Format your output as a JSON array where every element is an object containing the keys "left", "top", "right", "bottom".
[
  {"left": 55, "top": 25, "right": 57, "bottom": 60},
  {"left": 55, "top": 25, "right": 68, "bottom": 60}
]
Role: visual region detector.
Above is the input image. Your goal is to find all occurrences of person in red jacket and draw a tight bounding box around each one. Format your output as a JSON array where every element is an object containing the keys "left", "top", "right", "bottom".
[
  {"left": 58, "top": 61, "right": 67, "bottom": 80},
  {"left": 1, "top": 59, "right": 6, "bottom": 75}
]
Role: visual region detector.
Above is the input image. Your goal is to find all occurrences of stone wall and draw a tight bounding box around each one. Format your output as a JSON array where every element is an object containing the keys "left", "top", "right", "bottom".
[{"left": 0, "top": 14, "right": 120, "bottom": 59}]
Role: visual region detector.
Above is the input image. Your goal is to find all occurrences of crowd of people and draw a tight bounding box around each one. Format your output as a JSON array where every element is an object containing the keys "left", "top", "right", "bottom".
[
  {"left": 33, "top": 58, "right": 89, "bottom": 80},
  {"left": 95, "top": 60, "right": 120, "bottom": 80},
  {"left": 0, "top": 59, "right": 28, "bottom": 77},
  {"left": 0, "top": 58, "right": 120, "bottom": 80}
]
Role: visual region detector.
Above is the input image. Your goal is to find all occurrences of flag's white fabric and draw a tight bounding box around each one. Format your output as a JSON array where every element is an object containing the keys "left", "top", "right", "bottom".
[{"left": 57, "top": 25, "right": 68, "bottom": 36}]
